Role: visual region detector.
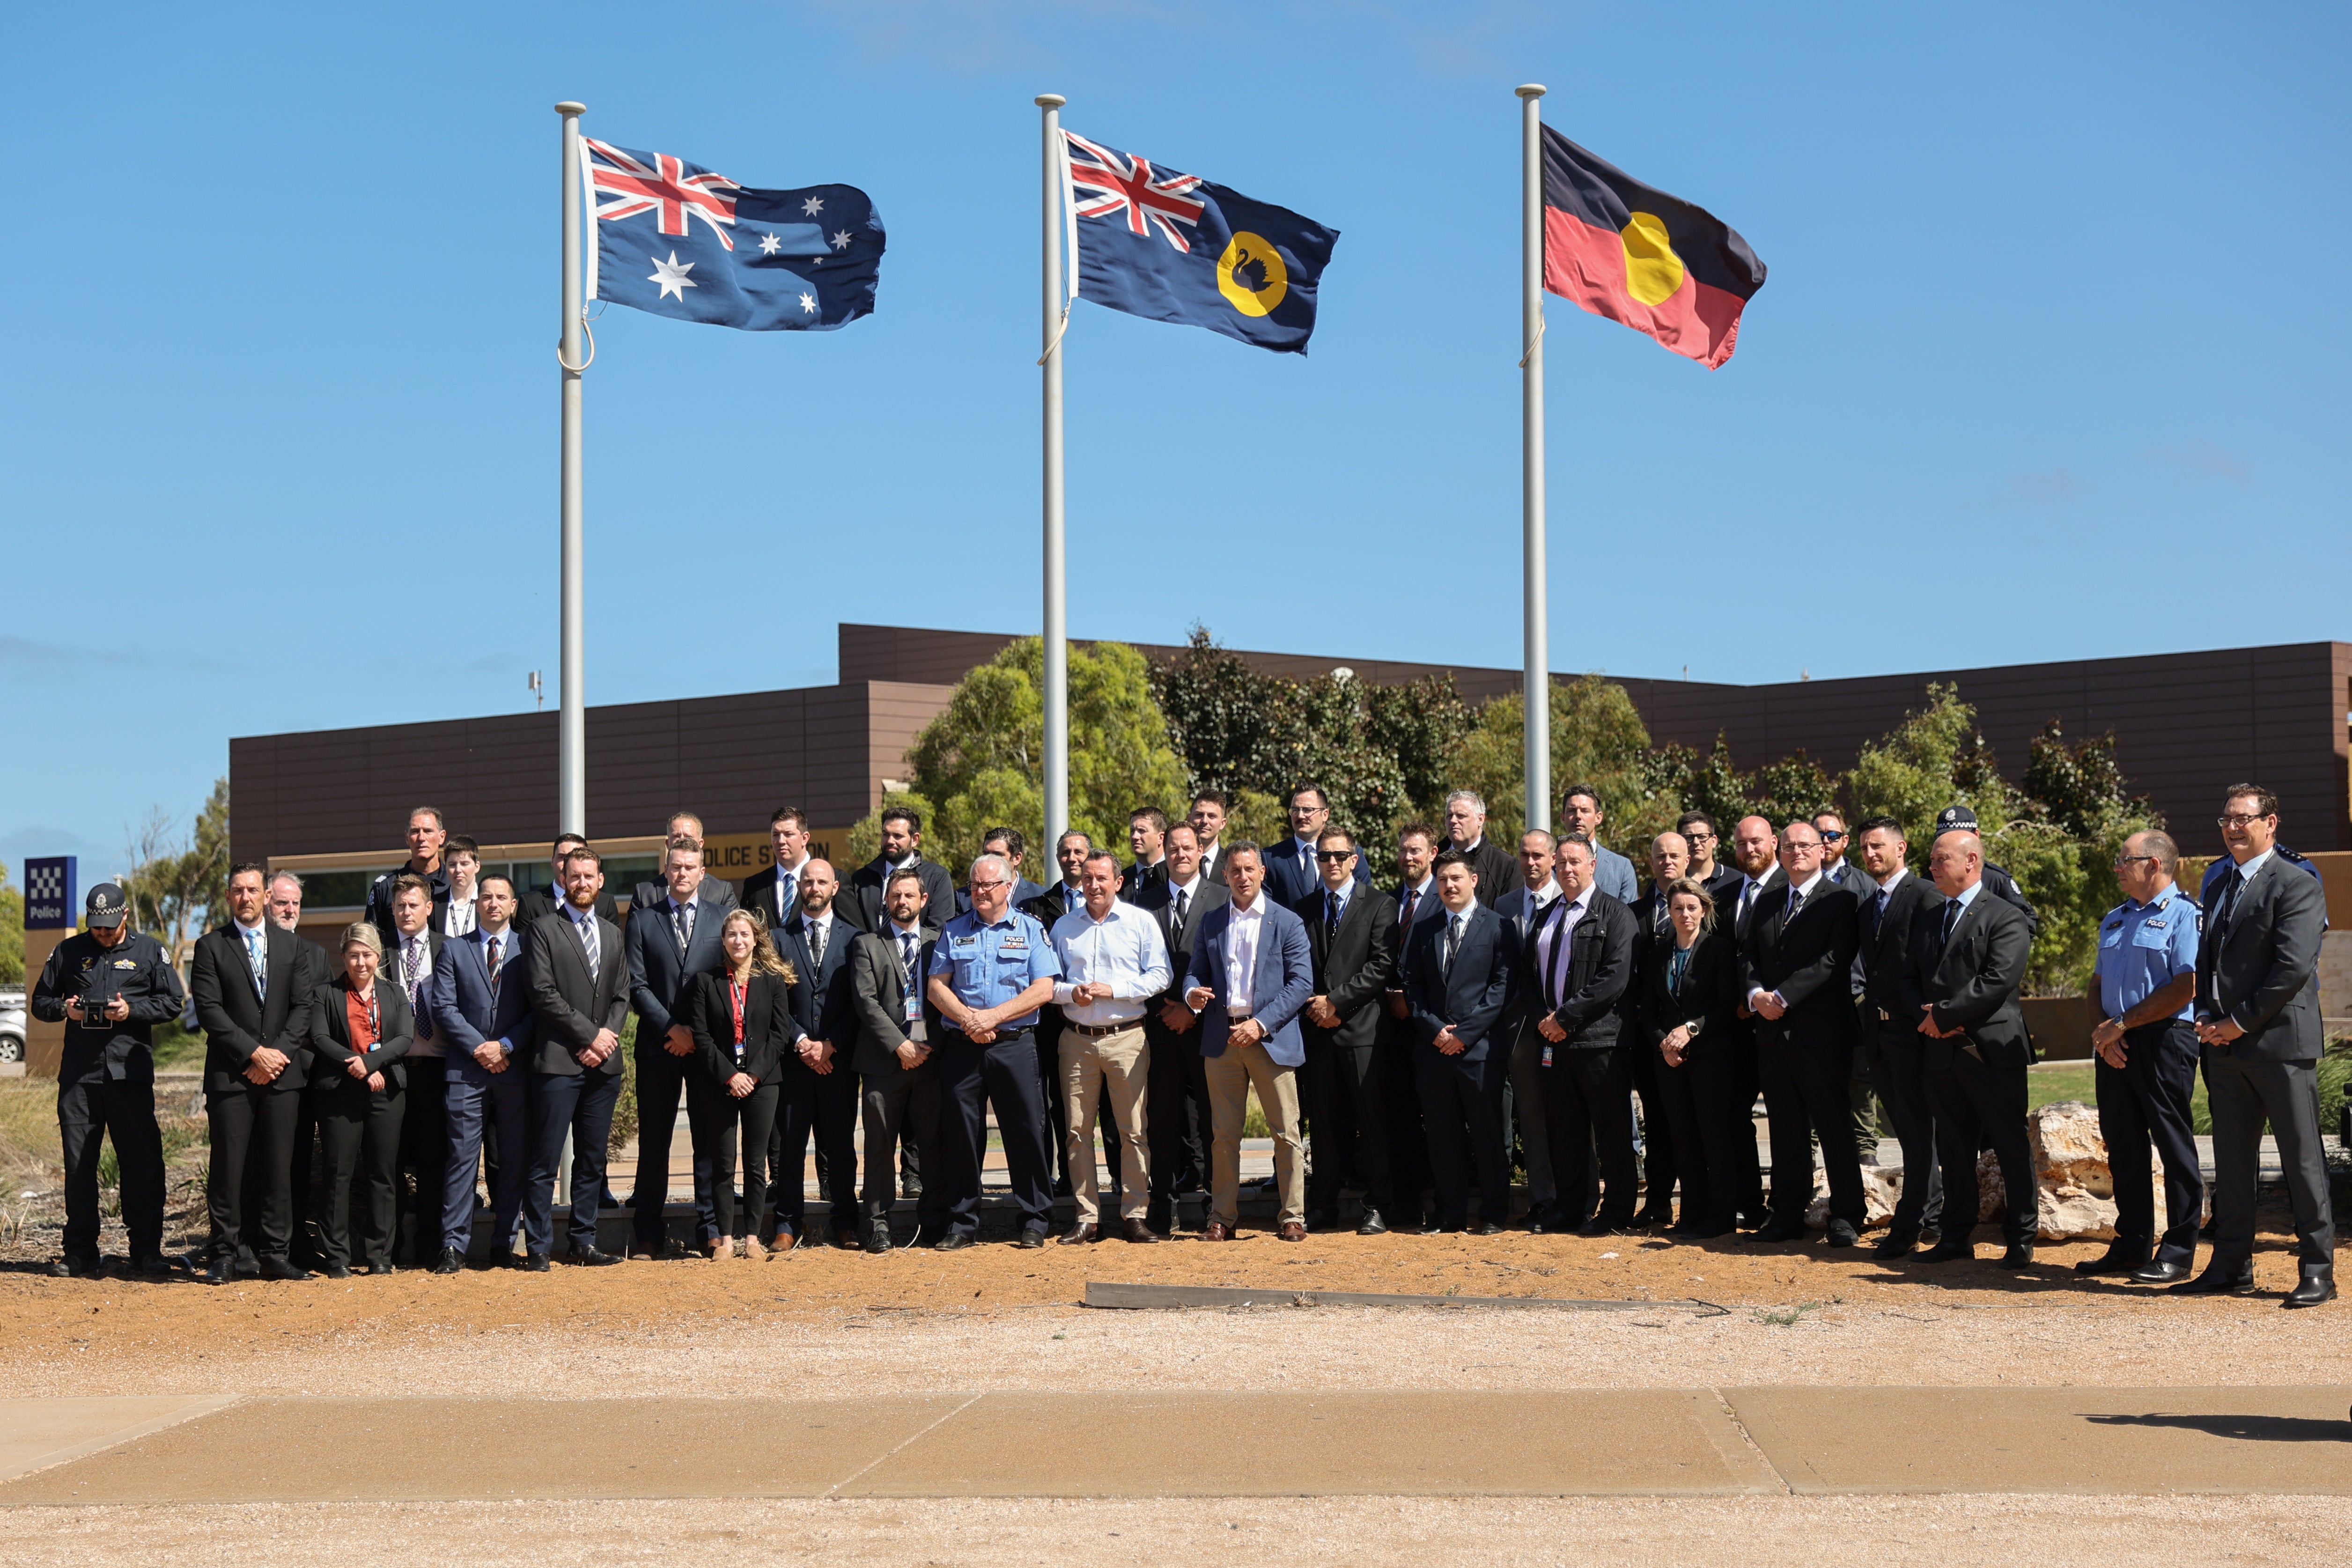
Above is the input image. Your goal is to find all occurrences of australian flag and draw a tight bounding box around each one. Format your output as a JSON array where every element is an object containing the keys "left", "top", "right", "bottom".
[
  {"left": 586, "top": 139, "right": 883, "bottom": 331},
  {"left": 1063, "top": 130, "right": 1338, "bottom": 354}
]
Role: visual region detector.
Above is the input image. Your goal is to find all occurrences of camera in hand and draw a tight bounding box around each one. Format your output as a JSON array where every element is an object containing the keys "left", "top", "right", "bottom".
[{"left": 81, "top": 980, "right": 116, "bottom": 1025}]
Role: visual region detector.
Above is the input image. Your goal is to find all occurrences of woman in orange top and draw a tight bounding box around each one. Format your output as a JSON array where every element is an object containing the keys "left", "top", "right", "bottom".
[{"left": 308, "top": 923, "right": 414, "bottom": 1278}]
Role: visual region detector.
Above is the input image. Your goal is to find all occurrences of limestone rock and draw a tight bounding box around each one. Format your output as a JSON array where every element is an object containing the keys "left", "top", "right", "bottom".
[{"left": 1804, "top": 1163, "right": 1900, "bottom": 1229}]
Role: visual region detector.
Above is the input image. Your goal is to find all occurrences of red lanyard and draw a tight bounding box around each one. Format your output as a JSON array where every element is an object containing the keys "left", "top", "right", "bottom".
[{"left": 729, "top": 979, "right": 747, "bottom": 1052}]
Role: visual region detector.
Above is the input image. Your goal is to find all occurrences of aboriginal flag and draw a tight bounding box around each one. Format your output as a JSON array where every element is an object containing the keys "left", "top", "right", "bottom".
[{"left": 1540, "top": 128, "right": 1764, "bottom": 368}]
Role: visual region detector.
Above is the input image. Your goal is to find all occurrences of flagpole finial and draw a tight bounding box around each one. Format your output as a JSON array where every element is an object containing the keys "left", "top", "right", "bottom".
[
  {"left": 1035, "top": 94, "right": 1066, "bottom": 109},
  {"left": 1515, "top": 84, "right": 1546, "bottom": 100},
  {"left": 554, "top": 101, "right": 586, "bottom": 116}
]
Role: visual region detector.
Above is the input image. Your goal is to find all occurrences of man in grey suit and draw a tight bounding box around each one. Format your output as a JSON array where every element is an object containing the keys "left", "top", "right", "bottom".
[
  {"left": 624, "top": 837, "right": 733, "bottom": 1258},
  {"left": 1560, "top": 784, "right": 1639, "bottom": 903},
  {"left": 523, "top": 847, "right": 629, "bottom": 1268},
  {"left": 2177, "top": 785, "right": 2335, "bottom": 1307},
  {"left": 1494, "top": 830, "right": 1564, "bottom": 1229}
]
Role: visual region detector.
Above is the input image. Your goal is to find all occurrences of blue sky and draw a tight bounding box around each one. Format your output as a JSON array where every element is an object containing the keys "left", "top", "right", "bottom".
[{"left": 5, "top": 1, "right": 2346, "bottom": 873}]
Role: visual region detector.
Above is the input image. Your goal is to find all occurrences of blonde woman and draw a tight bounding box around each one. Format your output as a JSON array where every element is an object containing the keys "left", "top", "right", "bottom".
[
  {"left": 688, "top": 910, "right": 797, "bottom": 1259},
  {"left": 309, "top": 923, "right": 414, "bottom": 1277},
  {"left": 1639, "top": 878, "right": 1740, "bottom": 1239}
]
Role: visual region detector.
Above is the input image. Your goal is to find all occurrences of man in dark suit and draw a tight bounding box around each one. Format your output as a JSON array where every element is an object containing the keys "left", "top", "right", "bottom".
[
  {"left": 522, "top": 847, "right": 628, "bottom": 1268},
  {"left": 1438, "top": 791, "right": 1519, "bottom": 911},
  {"left": 2179, "top": 785, "right": 2335, "bottom": 1306},
  {"left": 1181, "top": 843, "right": 1315, "bottom": 1241},
  {"left": 427, "top": 875, "right": 537, "bottom": 1272},
  {"left": 1740, "top": 819, "right": 1865, "bottom": 1245},
  {"left": 1122, "top": 808, "right": 1170, "bottom": 901},
  {"left": 1720, "top": 817, "right": 1785, "bottom": 1228},
  {"left": 1903, "top": 828, "right": 2036, "bottom": 1268},
  {"left": 1680, "top": 812, "right": 1742, "bottom": 905},
  {"left": 365, "top": 806, "right": 451, "bottom": 947},
  {"left": 631, "top": 813, "right": 740, "bottom": 915},
  {"left": 1381, "top": 822, "right": 1446, "bottom": 1229},
  {"left": 1814, "top": 809, "right": 1882, "bottom": 1159},
  {"left": 1405, "top": 850, "right": 1518, "bottom": 1233},
  {"left": 189, "top": 863, "right": 317, "bottom": 1283},
  {"left": 1189, "top": 793, "right": 1234, "bottom": 886},
  {"left": 1294, "top": 827, "right": 1397, "bottom": 1234},
  {"left": 1135, "top": 823, "right": 1227, "bottom": 1233},
  {"left": 1621, "top": 831, "right": 1689, "bottom": 1229},
  {"left": 1524, "top": 834, "right": 1639, "bottom": 1232},
  {"left": 740, "top": 806, "right": 816, "bottom": 934},
  {"left": 383, "top": 874, "right": 451, "bottom": 1266},
  {"left": 842, "top": 806, "right": 957, "bottom": 934},
  {"left": 517, "top": 833, "right": 620, "bottom": 926},
  {"left": 1852, "top": 816, "right": 1946, "bottom": 1257},
  {"left": 1266, "top": 785, "right": 1371, "bottom": 907},
  {"left": 1494, "top": 830, "right": 1565, "bottom": 1227},
  {"left": 623, "top": 838, "right": 733, "bottom": 1258},
  {"left": 776, "top": 859, "right": 863, "bottom": 1250},
  {"left": 263, "top": 871, "right": 333, "bottom": 1271},
  {"left": 848, "top": 866, "right": 946, "bottom": 1251}
]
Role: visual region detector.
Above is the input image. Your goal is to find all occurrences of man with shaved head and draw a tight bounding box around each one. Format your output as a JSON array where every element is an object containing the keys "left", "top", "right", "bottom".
[{"left": 1904, "top": 828, "right": 2035, "bottom": 1267}]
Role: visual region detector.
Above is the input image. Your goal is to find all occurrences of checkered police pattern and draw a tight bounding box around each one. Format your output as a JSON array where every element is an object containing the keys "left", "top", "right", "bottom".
[{"left": 24, "top": 856, "right": 75, "bottom": 929}]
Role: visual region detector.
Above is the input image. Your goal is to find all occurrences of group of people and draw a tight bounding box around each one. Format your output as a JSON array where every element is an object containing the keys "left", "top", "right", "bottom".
[{"left": 31, "top": 781, "right": 2336, "bottom": 1306}]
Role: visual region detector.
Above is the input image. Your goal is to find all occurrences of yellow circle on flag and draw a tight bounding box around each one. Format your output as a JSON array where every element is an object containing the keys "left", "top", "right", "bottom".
[
  {"left": 1217, "top": 232, "right": 1289, "bottom": 317},
  {"left": 1619, "top": 211, "right": 1687, "bottom": 306}
]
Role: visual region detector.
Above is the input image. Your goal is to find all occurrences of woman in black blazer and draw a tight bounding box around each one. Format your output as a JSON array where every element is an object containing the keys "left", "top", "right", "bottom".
[
  {"left": 309, "top": 922, "right": 414, "bottom": 1277},
  {"left": 1639, "top": 878, "right": 1741, "bottom": 1239},
  {"left": 688, "top": 910, "right": 797, "bottom": 1259}
]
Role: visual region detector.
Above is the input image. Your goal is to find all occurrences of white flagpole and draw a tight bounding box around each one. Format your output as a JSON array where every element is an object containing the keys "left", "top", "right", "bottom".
[
  {"left": 1517, "top": 85, "right": 1550, "bottom": 835},
  {"left": 556, "top": 100, "right": 589, "bottom": 838},
  {"left": 1038, "top": 93, "right": 1069, "bottom": 851}
]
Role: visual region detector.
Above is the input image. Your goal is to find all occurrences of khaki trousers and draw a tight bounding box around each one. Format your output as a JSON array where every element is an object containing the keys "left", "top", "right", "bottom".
[
  {"left": 1060, "top": 1024, "right": 1150, "bottom": 1223},
  {"left": 1204, "top": 1040, "right": 1305, "bottom": 1228}
]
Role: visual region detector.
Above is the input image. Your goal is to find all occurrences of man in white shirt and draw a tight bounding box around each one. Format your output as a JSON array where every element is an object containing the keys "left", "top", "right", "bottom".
[
  {"left": 441, "top": 836, "right": 481, "bottom": 938},
  {"left": 1048, "top": 850, "right": 1172, "bottom": 1244}
]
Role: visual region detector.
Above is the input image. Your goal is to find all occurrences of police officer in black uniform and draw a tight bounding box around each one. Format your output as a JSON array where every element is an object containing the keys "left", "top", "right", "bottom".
[
  {"left": 29, "top": 883, "right": 186, "bottom": 1278},
  {"left": 1932, "top": 806, "right": 2040, "bottom": 938}
]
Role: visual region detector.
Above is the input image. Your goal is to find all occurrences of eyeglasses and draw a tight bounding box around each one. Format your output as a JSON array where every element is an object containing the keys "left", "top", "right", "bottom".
[
  {"left": 969, "top": 879, "right": 1008, "bottom": 892},
  {"left": 1314, "top": 850, "right": 1355, "bottom": 863},
  {"left": 2113, "top": 855, "right": 2156, "bottom": 870},
  {"left": 1684, "top": 831, "right": 1716, "bottom": 843},
  {"left": 2216, "top": 813, "right": 2272, "bottom": 828},
  {"left": 1819, "top": 830, "right": 1845, "bottom": 843}
]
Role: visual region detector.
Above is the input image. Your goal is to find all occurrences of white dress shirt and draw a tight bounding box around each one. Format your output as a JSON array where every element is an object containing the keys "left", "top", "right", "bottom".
[
  {"left": 1222, "top": 895, "right": 1266, "bottom": 1017},
  {"left": 442, "top": 891, "right": 478, "bottom": 938},
  {"left": 1050, "top": 901, "right": 1172, "bottom": 1027}
]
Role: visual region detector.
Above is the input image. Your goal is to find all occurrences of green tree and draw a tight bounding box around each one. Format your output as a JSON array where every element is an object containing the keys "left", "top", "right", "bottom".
[
  {"left": 846, "top": 638, "right": 1188, "bottom": 879},
  {"left": 0, "top": 862, "right": 23, "bottom": 985},
  {"left": 118, "top": 776, "right": 231, "bottom": 958},
  {"left": 1446, "top": 676, "right": 1673, "bottom": 847},
  {"left": 1639, "top": 736, "right": 1840, "bottom": 845}
]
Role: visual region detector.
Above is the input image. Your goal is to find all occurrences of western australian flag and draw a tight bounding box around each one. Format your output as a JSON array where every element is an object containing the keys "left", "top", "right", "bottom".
[
  {"left": 1063, "top": 130, "right": 1338, "bottom": 354},
  {"left": 586, "top": 139, "right": 883, "bottom": 331}
]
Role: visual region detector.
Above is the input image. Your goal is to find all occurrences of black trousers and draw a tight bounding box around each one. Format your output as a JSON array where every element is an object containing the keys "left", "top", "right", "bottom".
[
  {"left": 1758, "top": 1028, "right": 1865, "bottom": 1227},
  {"left": 2097, "top": 1021, "right": 2203, "bottom": 1263},
  {"left": 862, "top": 1055, "right": 948, "bottom": 1233},
  {"left": 1656, "top": 1047, "right": 1745, "bottom": 1230},
  {"left": 1625, "top": 1036, "right": 1678, "bottom": 1216},
  {"left": 630, "top": 1047, "right": 719, "bottom": 1251},
  {"left": 1928, "top": 1043, "right": 2035, "bottom": 1247},
  {"left": 1415, "top": 1048, "right": 1511, "bottom": 1227},
  {"left": 940, "top": 1029, "right": 1053, "bottom": 1236},
  {"left": 1730, "top": 1030, "right": 1765, "bottom": 1222},
  {"left": 1144, "top": 1020, "right": 1211, "bottom": 1228},
  {"left": 523, "top": 1069, "right": 621, "bottom": 1257},
  {"left": 246, "top": 1097, "right": 323, "bottom": 1269},
  {"left": 1539, "top": 1046, "right": 1639, "bottom": 1227},
  {"left": 1383, "top": 1038, "right": 1433, "bottom": 1222},
  {"left": 59, "top": 1076, "right": 163, "bottom": 1263},
  {"left": 394, "top": 1055, "right": 448, "bottom": 1263},
  {"left": 2203, "top": 1048, "right": 2335, "bottom": 1270},
  {"left": 206, "top": 1082, "right": 302, "bottom": 1264},
  {"left": 1869, "top": 1018, "right": 1944, "bottom": 1234},
  {"left": 1305, "top": 1034, "right": 1392, "bottom": 1213},
  {"left": 314, "top": 1075, "right": 406, "bottom": 1270},
  {"left": 773, "top": 1057, "right": 859, "bottom": 1235},
  {"left": 687, "top": 1074, "right": 780, "bottom": 1239}
]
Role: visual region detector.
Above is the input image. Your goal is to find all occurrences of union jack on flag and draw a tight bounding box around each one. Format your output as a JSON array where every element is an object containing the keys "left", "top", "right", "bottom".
[
  {"left": 587, "top": 139, "right": 742, "bottom": 251},
  {"left": 1063, "top": 131, "right": 1205, "bottom": 253}
]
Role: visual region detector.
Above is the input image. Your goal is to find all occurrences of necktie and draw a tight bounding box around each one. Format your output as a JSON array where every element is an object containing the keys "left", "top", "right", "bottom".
[
  {"left": 898, "top": 929, "right": 917, "bottom": 986},
  {"left": 1786, "top": 886, "right": 1805, "bottom": 922},
  {"left": 1326, "top": 891, "right": 1341, "bottom": 939},
  {"left": 403, "top": 936, "right": 425, "bottom": 1014},
  {"left": 811, "top": 918, "right": 828, "bottom": 972},
  {"left": 577, "top": 909, "right": 600, "bottom": 976},
  {"left": 1939, "top": 898, "right": 1962, "bottom": 949},
  {"left": 1444, "top": 913, "right": 1463, "bottom": 976},
  {"left": 1544, "top": 903, "right": 1570, "bottom": 1008},
  {"left": 674, "top": 898, "right": 695, "bottom": 953},
  {"left": 487, "top": 935, "right": 503, "bottom": 1001},
  {"left": 2214, "top": 866, "right": 2245, "bottom": 934},
  {"left": 1171, "top": 888, "right": 1189, "bottom": 949},
  {"left": 1652, "top": 897, "right": 1669, "bottom": 935},
  {"left": 1398, "top": 885, "right": 1419, "bottom": 934},
  {"left": 246, "top": 928, "right": 267, "bottom": 998},
  {"left": 1877, "top": 888, "right": 1891, "bottom": 924},
  {"left": 1739, "top": 881, "right": 1758, "bottom": 925}
]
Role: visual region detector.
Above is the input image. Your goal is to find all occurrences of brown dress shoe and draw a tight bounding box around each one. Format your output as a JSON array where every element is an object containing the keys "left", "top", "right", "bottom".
[
  {"left": 1057, "top": 1223, "right": 1098, "bottom": 1245},
  {"left": 1279, "top": 1221, "right": 1307, "bottom": 1243},
  {"left": 1201, "top": 1220, "right": 1231, "bottom": 1242},
  {"left": 1120, "top": 1219, "right": 1160, "bottom": 1244}
]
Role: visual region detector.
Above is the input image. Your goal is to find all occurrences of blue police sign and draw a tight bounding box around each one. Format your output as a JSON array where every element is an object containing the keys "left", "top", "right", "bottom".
[{"left": 24, "top": 857, "right": 75, "bottom": 930}]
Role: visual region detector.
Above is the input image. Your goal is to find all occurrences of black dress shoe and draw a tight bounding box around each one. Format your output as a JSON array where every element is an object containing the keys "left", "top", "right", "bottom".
[
  {"left": 1015, "top": 1228, "right": 1047, "bottom": 1250},
  {"left": 565, "top": 1246, "right": 622, "bottom": 1267},
  {"left": 199, "top": 1259, "right": 233, "bottom": 1285},
  {"left": 1873, "top": 1230, "right": 1919, "bottom": 1258},
  {"left": 48, "top": 1257, "right": 101, "bottom": 1280},
  {"left": 1630, "top": 1207, "right": 1673, "bottom": 1230},
  {"left": 130, "top": 1253, "right": 174, "bottom": 1278},
  {"left": 519, "top": 1252, "right": 551, "bottom": 1273},
  {"left": 863, "top": 1227, "right": 892, "bottom": 1255},
  {"left": 2169, "top": 1262, "right": 2257, "bottom": 1296},
  {"left": 1057, "top": 1223, "right": 1097, "bottom": 1246},
  {"left": 934, "top": 1232, "right": 975, "bottom": 1251},
  {"left": 1748, "top": 1222, "right": 1806, "bottom": 1244},
  {"left": 322, "top": 1264, "right": 353, "bottom": 1280},
  {"left": 1673, "top": 1222, "right": 1737, "bottom": 1240},
  {"left": 258, "top": 1257, "right": 312, "bottom": 1281},
  {"left": 1355, "top": 1210, "right": 1388, "bottom": 1237},
  {"left": 1917, "top": 1240, "right": 1976, "bottom": 1264},
  {"left": 1470, "top": 1220, "right": 1504, "bottom": 1237},
  {"left": 1302, "top": 1208, "right": 1338, "bottom": 1232},
  {"left": 2072, "top": 1247, "right": 2146, "bottom": 1276},
  {"left": 1997, "top": 1244, "right": 2035, "bottom": 1270},
  {"left": 2129, "top": 1258, "right": 2191, "bottom": 1285},
  {"left": 1824, "top": 1219, "right": 1860, "bottom": 1248},
  {"left": 430, "top": 1247, "right": 466, "bottom": 1276},
  {"left": 2283, "top": 1269, "right": 2336, "bottom": 1308}
]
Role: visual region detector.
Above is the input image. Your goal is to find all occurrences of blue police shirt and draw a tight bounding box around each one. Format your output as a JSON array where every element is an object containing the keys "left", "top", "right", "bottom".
[
  {"left": 927, "top": 908, "right": 1061, "bottom": 1033},
  {"left": 2094, "top": 881, "right": 2197, "bottom": 1023}
]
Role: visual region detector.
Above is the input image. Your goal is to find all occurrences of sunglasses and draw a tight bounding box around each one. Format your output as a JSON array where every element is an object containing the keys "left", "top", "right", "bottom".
[{"left": 1314, "top": 850, "right": 1355, "bottom": 863}]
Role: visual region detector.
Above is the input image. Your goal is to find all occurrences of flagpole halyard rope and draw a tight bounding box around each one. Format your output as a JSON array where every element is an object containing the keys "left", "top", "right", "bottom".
[
  {"left": 1518, "top": 315, "right": 1545, "bottom": 368},
  {"left": 1036, "top": 304, "right": 1070, "bottom": 367},
  {"left": 557, "top": 312, "right": 597, "bottom": 373}
]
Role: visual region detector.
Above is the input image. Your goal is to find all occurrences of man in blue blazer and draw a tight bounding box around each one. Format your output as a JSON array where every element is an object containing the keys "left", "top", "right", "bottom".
[
  {"left": 776, "top": 859, "right": 864, "bottom": 1250},
  {"left": 1405, "top": 850, "right": 1518, "bottom": 1233},
  {"left": 1561, "top": 785, "right": 1640, "bottom": 904},
  {"left": 428, "top": 875, "right": 538, "bottom": 1273},
  {"left": 1181, "top": 843, "right": 1314, "bottom": 1242},
  {"left": 1264, "top": 786, "right": 1371, "bottom": 907},
  {"left": 623, "top": 839, "right": 734, "bottom": 1259}
]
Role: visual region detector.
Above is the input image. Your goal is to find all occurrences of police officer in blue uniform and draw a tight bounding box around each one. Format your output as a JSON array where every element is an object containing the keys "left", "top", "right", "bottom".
[
  {"left": 2076, "top": 829, "right": 2205, "bottom": 1285},
  {"left": 30, "top": 883, "right": 187, "bottom": 1278},
  {"left": 924, "top": 850, "right": 1062, "bottom": 1249}
]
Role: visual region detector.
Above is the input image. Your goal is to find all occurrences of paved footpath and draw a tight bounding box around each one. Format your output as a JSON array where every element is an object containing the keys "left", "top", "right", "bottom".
[{"left": 1, "top": 1387, "right": 2346, "bottom": 1504}]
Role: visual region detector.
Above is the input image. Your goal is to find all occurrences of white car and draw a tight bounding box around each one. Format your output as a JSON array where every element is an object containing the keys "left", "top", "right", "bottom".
[{"left": 0, "top": 986, "right": 24, "bottom": 1064}]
